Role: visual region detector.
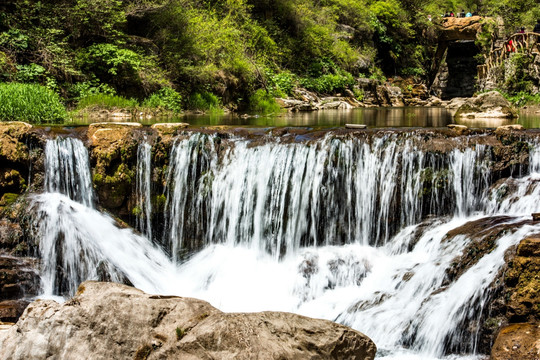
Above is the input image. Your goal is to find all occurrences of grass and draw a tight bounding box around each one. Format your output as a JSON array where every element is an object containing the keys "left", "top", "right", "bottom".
[
  {"left": 187, "top": 91, "right": 222, "bottom": 112},
  {"left": 248, "top": 89, "right": 282, "bottom": 114},
  {"left": 175, "top": 327, "right": 186, "bottom": 340},
  {"left": 76, "top": 93, "right": 139, "bottom": 110},
  {"left": 0, "top": 82, "right": 68, "bottom": 124}
]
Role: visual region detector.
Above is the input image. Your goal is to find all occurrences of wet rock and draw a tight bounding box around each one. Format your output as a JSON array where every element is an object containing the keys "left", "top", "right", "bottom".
[
  {"left": 319, "top": 99, "right": 354, "bottom": 110},
  {"left": 504, "top": 238, "right": 540, "bottom": 323},
  {"left": 88, "top": 123, "right": 143, "bottom": 211},
  {"left": 453, "top": 91, "right": 518, "bottom": 119},
  {"left": 495, "top": 124, "right": 525, "bottom": 136},
  {"left": 0, "top": 255, "right": 40, "bottom": 302},
  {"left": 445, "top": 216, "right": 531, "bottom": 284},
  {"left": 427, "top": 96, "right": 443, "bottom": 106},
  {"left": 0, "top": 300, "right": 30, "bottom": 323},
  {"left": 0, "top": 122, "right": 43, "bottom": 199},
  {"left": 447, "top": 124, "right": 468, "bottom": 135},
  {"left": 0, "top": 281, "right": 377, "bottom": 360},
  {"left": 491, "top": 323, "right": 540, "bottom": 360},
  {"left": 151, "top": 122, "right": 189, "bottom": 136}
]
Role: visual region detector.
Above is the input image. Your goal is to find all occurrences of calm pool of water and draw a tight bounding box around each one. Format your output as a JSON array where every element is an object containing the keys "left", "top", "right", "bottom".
[{"left": 71, "top": 107, "right": 540, "bottom": 128}]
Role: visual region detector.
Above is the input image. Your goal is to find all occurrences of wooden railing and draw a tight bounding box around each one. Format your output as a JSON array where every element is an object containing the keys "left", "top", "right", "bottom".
[{"left": 485, "top": 32, "right": 540, "bottom": 72}]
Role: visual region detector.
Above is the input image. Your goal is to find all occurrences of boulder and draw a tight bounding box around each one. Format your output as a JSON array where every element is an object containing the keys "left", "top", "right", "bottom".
[
  {"left": 447, "top": 124, "right": 468, "bottom": 135},
  {"left": 491, "top": 323, "right": 540, "bottom": 360},
  {"left": 437, "top": 16, "right": 483, "bottom": 42},
  {"left": 495, "top": 124, "right": 525, "bottom": 136},
  {"left": 453, "top": 91, "right": 518, "bottom": 119},
  {"left": 0, "top": 281, "right": 377, "bottom": 360},
  {"left": 0, "top": 122, "right": 43, "bottom": 199},
  {"left": 151, "top": 122, "right": 189, "bottom": 136}
]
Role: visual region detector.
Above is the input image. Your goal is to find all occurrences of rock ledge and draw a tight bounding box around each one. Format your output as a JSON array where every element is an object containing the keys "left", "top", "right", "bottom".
[{"left": 0, "top": 281, "right": 377, "bottom": 360}]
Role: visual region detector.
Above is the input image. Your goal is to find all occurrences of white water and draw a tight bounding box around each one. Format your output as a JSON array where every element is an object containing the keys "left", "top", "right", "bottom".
[
  {"left": 164, "top": 134, "right": 492, "bottom": 258},
  {"left": 34, "top": 133, "right": 540, "bottom": 359},
  {"left": 136, "top": 142, "right": 153, "bottom": 239},
  {"left": 44, "top": 137, "right": 94, "bottom": 207}
]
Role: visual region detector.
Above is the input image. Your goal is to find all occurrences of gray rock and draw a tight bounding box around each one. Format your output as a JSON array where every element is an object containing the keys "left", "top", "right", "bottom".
[
  {"left": 0, "top": 281, "right": 377, "bottom": 360},
  {"left": 452, "top": 91, "right": 517, "bottom": 119}
]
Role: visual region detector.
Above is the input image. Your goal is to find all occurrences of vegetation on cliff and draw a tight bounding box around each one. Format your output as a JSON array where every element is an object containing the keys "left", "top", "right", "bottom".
[{"left": 0, "top": 0, "right": 539, "bottom": 119}]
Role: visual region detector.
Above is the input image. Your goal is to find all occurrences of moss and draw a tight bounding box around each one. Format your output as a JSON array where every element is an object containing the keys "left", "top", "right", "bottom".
[
  {"left": 198, "top": 313, "right": 209, "bottom": 320},
  {"left": 132, "top": 205, "right": 142, "bottom": 216},
  {"left": 154, "top": 194, "right": 167, "bottom": 212},
  {"left": 0, "top": 193, "right": 19, "bottom": 206},
  {"left": 12, "top": 241, "right": 28, "bottom": 255},
  {"left": 93, "top": 173, "right": 103, "bottom": 184},
  {"left": 175, "top": 327, "right": 186, "bottom": 341},
  {"left": 76, "top": 284, "right": 86, "bottom": 295}
]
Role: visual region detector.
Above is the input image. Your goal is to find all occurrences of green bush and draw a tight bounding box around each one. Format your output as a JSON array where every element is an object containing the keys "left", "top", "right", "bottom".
[
  {"left": 14, "top": 63, "right": 46, "bottom": 83},
  {"left": 504, "top": 91, "right": 540, "bottom": 107},
  {"left": 269, "top": 71, "right": 297, "bottom": 97},
  {"left": 504, "top": 53, "right": 534, "bottom": 94},
  {"left": 248, "top": 89, "right": 281, "bottom": 113},
  {"left": 69, "top": 81, "right": 117, "bottom": 102},
  {"left": 142, "top": 87, "right": 183, "bottom": 113},
  {"left": 0, "top": 82, "right": 68, "bottom": 123},
  {"left": 300, "top": 71, "right": 355, "bottom": 94},
  {"left": 76, "top": 93, "right": 138, "bottom": 110},
  {"left": 187, "top": 91, "right": 221, "bottom": 111}
]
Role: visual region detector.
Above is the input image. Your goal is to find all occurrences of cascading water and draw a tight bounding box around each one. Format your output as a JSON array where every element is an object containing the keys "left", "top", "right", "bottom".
[
  {"left": 44, "top": 137, "right": 94, "bottom": 207},
  {"left": 136, "top": 141, "right": 153, "bottom": 240},
  {"left": 164, "top": 134, "right": 492, "bottom": 255},
  {"left": 33, "top": 132, "right": 540, "bottom": 360}
]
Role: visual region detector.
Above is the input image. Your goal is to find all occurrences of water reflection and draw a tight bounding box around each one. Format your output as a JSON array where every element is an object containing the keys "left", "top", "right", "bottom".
[
  {"left": 69, "top": 107, "right": 540, "bottom": 128},
  {"left": 183, "top": 107, "right": 454, "bottom": 128}
]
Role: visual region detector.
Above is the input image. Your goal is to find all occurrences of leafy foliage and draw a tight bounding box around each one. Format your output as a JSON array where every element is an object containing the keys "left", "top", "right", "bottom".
[
  {"left": 142, "top": 87, "right": 183, "bottom": 113},
  {"left": 248, "top": 89, "right": 282, "bottom": 113},
  {"left": 187, "top": 91, "right": 221, "bottom": 111},
  {"left": 0, "top": 0, "right": 539, "bottom": 113}
]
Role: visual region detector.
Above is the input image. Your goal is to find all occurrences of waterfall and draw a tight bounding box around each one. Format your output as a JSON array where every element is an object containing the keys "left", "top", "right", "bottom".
[
  {"left": 34, "top": 193, "right": 178, "bottom": 297},
  {"left": 136, "top": 142, "right": 153, "bottom": 239},
  {"left": 44, "top": 137, "right": 94, "bottom": 207},
  {"left": 33, "top": 132, "right": 540, "bottom": 360},
  {"left": 164, "top": 134, "right": 493, "bottom": 257}
]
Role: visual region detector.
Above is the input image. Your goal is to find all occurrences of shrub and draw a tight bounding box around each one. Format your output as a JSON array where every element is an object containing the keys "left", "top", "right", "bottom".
[
  {"left": 504, "top": 91, "right": 540, "bottom": 107},
  {"left": 70, "top": 81, "right": 117, "bottom": 102},
  {"left": 187, "top": 91, "right": 221, "bottom": 111},
  {"left": 14, "top": 63, "right": 46, "bottom": 83},
  {"left": 142, "top": 87, "right": 183, "bottom": 113},
  {"left": 0, "top": 82, "right": 68, "bottom": 123},
  {"left": 269, "top": 71, "right": 297, "bottom": 97},
  {"left": 76, "top": 93, "right": 138, "bottom": 110},
  {"left": 248, "top": 89, "right": 281, "bottom": 113},
  {"left": 300, "top": 71, "right": 355, "bottom": 94},
  {"left": 504, "top": 53, "right": 534, "bottom": 94}
]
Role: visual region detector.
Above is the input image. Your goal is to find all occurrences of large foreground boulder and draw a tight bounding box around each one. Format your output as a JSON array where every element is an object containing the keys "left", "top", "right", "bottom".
[{"left": 0, "top": 281, "right": 376, "bottom": 360}]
